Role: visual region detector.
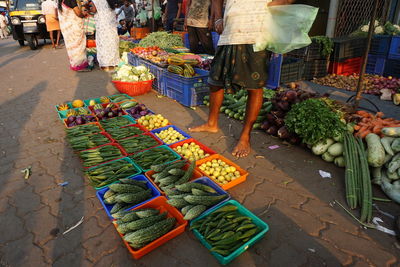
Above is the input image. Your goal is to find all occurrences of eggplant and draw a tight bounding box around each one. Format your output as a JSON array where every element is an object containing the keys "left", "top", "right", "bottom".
[
  {"left": 261, "top": 121, "right": 271, "bottom": 130},
  {"left": 68, "top": 121, "right": 77, "bottom": 127},
  {"left": 276, "top": 101, "right": 290, "bottom": 111},
  {"left": 266, "top": 114, "right": 275, "bottom": 123},
  {"left": 277, "top": 126, "right": 290, "bottom": 139},
  {"left": 139, "top": 110, "right": 147, "bottom": 116},
  {"left": 285, "top": 90, "right": 297, "bottom": 103},
  {"left": 275, "top": 118, "right": 285, "bottom": 128},
  {"left": 271, "top": 110, "right": 285, "bottom": 118},
  {"left": 266, "top": 126, "right": 278, "bottom": 136},
  {"left": 66, "top": 116, "right": 75, "bottom": 123},
  {"left": 76, "top": 116, "right": 84, "bottom": 125},
  {"left": 86, "top": 115, "right": 95, "bottom": 122}
]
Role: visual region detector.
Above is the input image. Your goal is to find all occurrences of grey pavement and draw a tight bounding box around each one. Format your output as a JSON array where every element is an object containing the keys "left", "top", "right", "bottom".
[{"left": 0, "top": 39, "right": 399, "bottom": 266}]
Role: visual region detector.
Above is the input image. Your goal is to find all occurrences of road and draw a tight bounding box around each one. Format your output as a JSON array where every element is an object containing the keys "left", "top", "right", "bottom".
[{"left": 0, "top": 39, "right": 399, "bottom": 266}]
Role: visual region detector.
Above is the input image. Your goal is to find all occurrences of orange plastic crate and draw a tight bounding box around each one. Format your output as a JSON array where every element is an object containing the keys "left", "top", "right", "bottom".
[
  {"left": 145, "top": 160, "right": 203, "bottom": 195},
  {"left": 113, "top": 196, "right": 187, "bottom": 259},
  {"left": 195, "top": 154, "right": 248, "bottom": 190},
  {"left": 130, "top": 27, "right": 150, "bottom": 40}
]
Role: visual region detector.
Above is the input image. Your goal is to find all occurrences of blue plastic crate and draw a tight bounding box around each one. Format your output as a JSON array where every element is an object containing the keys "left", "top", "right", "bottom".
[
  {"left": 146, "top": 61, "right": 168, "bottom": 95},
  {"left": 96, "top": 174, "right": 161, "bottom": 220},
  {"left": 389, "top": 36, "right": 400, "bottom": 60},
  {"left": 164, "top": 68, "right": 209, "bottom": 107},
  {"left": 366, "top": 54, "right": 386, "bottom": 75},
  {"left": 184, "top": 32, "right": 219, "bottom": 52},
  {"left": 384, "top": 59, "right": 400, "bottom": 78},
  {"left": 150, "top": 125, "right": 192, "bottom": 145},
  {"left": 370, "top": 35, "right": 391, "bottom": 56},
  {"left": 266, "top": 53, "right": 283, "bottom": 89},
  {"left": 129, "top": 145, "right": 182, "bottom": 172},
  {"left": 128, "top": 52, "right": 139, "bottom": 66},
  {"left": 190, "top": 200, "right": 269, "bottom": 265}
]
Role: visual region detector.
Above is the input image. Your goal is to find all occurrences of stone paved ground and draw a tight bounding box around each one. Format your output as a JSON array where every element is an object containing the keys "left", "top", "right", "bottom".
[{"left": 0, "top": 39, "right": 399, "bottom": 267}]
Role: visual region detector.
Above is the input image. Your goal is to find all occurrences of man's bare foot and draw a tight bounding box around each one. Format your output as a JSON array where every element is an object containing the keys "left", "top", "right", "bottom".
[
  {"left": 232, "top": 139, "right": 251, "bottom": 158},
  {"left": 188, "top": 123, "right": 219, "bottom": 133}
]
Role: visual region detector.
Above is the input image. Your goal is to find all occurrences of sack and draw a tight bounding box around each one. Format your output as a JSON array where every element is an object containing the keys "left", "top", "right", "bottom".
[{"left": 254, "top": 4, "right": 318, "bottom": 54}]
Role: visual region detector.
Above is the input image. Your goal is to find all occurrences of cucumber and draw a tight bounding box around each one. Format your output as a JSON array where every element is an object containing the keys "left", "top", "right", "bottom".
[
  {"left": 103, "top": 190, "right": 115, "bottom": 199},
  {"left": 174, "top": 161, "right": 196, "bottom": 185},
  {"left": 135, "top": 208, "right": 160, "bottom": 218},
  {"left": 181, "top": 205, "right": 194, "bottom": 215},
  {"left": 126, "top": 212, "right": 167, "bottom": 231},
  {"left": 175, "top": 182, "right": 217, "bottom": 193},
  {"left": 115, "top": 189, "right": 152, "bottom": 204},
  {"left": 191, "top": 188, "right": 209, "bottom": 196},
  {"left": 184, "top": 205, "right": 207, "bottom": 220},
  {"left": 108, "top": 184, "right": 145, "bottom": 193},
  {"left": 168, "top": 169, "right": 186, "bottom": 176},
  {"left": 119, "top": 178, "right": 148, "bottom": 189},
  {"left": 104, "top": 195, "right": 117, "bottom": 205},
  {"left": 184, "top": 195, "right": 226, "bottom": 206},
  {"left": 167, "top": 198, "right": 190, "bottom": 208},
  {"left": 120, "top": 212, "right": 140, "bottom": 223}
]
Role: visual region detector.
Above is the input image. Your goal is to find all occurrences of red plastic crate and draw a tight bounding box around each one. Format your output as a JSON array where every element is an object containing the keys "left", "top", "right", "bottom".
[
  {"left": 113, "top": 196, "right": 187, "bottom": 259},
  {"left": 329, "top": 57, "right": 363, "bottom": 75}
]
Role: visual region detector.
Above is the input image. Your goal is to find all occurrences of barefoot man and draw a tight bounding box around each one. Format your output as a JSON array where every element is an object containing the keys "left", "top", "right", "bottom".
[{"left": 189, "top": 0, "right": 295, "bottom": 158}]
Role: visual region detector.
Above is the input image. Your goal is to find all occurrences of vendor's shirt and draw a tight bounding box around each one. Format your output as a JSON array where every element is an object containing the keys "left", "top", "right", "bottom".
[
  {"left": 218, "top": 0, "right": 269, "bottom": 46},
  {"left": 120, "top": 5, "right": 135, "bottom": 21},
  {"left": 166, "top": 0, "right": 182, "bottom": 17},
  {"left": 186, "top": 0, "right": 210, "bottom": 28},
  {"left": 41, "top": 0, "right": 58, "bottom": 15}
]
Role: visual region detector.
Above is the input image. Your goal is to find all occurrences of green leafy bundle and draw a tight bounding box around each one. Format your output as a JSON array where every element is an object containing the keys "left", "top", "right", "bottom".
[
  {"left": 311, "top": 36, "right": 333, "bottom": 58},
  {"left": 139, "top": 32, "right": 183, "bottom": 49},
  {"left": 284, "top": 99, "right": 346, "bottom": 145}
]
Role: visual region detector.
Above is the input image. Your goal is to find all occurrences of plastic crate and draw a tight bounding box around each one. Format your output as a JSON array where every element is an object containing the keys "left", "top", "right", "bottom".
[
  {"left": 329, "top": 57, "right": 362, "bottom": 75},
  {"left": 195, "top": 154, "right": 248, "bottom": 190},
  {"left": 129, "top": 145, "right": 182, "bottom": 172},
  {"left": 303, "top": 59, "right": 328, "bottom": 80},
  {"left": 280, "top": 57, "right": 305, "bottom": 84},
  {"left": 117, "top": 132, "right": 163, "bottom": 156},
  {"left": 96, "top": 174, "right": 161, "bottom": 220},
  {"left": 86, "top": 157, "right": 141, "bottom": 190},
  {"left": 190, "top": 200, "right": 269, "bottom": 265},
  {"left": 164, "top": 68, "right": 209, "bottom": 107},
  {"left": 384, "top": 59, "right": 400, "bottom": 78},
  {"left": 366, "top": 54, "right": 386, "bottom": 76},
  {"left": 130, "top": 27, "right": 150, "bottom": 40},
  {"left": 145, "top": 161, "right": 204, "bottom": 195},
  {"left": 330, "top": 36, "right": 367, "bottom": 62},
  {"left": 58, "top": 106, "right": 93, "bottom": 121},
  {"left": 79, "top": 143, "right": 127, "bottom": 169},
  {"left": 184, "top": 32, "right": 220, "bottom": 51},
  {"left": 169, "top": 138, "right": 216, "bottom": 163},
  {"left": 55, "top": 102, "right": 73, "bottom": 112},
  {"left": 128, "top": 52, "right": 139, "bottom": 66},
  {"left": 266, "top": 53, "right": 283, "bottom": 89},
  {"left": 145, "top": 61, "right": 168, "bottom": 95},
  {"left": 370, "top": 35, "right": 391, "bottom": 56},
  {"left": 106, "top": 124, "right": 148, "bottom": 140},
  {"left": 63, "top": 116, "right": 99, "bottom": 128},
  {"left": 389, "top": 36, "right": 400, "bottom": 60},
  {"left": 150, "top": 125, "right": 192, "bottom": 146},
  {"left": 113, "top": 196, "right": 187, "bottom": 259},
  {"left": 286, "top": 42, "right": 326, "bottom": 61}
]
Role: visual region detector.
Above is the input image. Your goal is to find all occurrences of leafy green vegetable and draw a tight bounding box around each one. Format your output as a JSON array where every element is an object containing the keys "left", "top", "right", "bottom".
[
  {"left": 119, "top": 41, "right": 137, "bottom": 56},
  {"left": 311, "top": 36, "right": 333, "bottom": 58},
  {"left": 139, "top": 32, "right": 183, "bottom": 49},
  {"left": 285, "top": 99, "right": 346, "bottom": 145}
]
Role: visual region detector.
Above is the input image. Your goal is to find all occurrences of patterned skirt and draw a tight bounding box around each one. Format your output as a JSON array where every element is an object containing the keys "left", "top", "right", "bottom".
[{"left": 209, "top": 45, "right": 270, "bottom": 93}]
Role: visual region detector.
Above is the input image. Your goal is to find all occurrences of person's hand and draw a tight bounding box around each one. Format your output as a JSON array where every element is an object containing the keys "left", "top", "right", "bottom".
[{"left": 214, "top": 19, "right": 223, "bottom": 34}]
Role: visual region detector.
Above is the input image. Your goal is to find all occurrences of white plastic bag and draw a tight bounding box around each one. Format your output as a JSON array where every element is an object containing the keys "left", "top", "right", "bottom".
[{"left": 254, "top": 4, "right": 318, "bottom": 54}]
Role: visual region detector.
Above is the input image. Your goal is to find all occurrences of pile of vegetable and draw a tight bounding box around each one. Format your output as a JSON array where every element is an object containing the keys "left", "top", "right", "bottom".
[
  {"left": 85, "top": 160, "right": 140, "bottom": 188},
  {"left": 93, "top": 103, "right": 124, "bottom": 120},
  {"left": 131, "top": 46, "right": 169, "bottom": 65},
  {"left": 126, "top": 104, "right": 153, "bottom": 119},
  {"left": 107, "top": 126, "right": 144, "bottom": 140},
  {"left": 79, "top": 145, "right": 123, "bottom": 167},
  {"left": 130, "top": 146, "right": 179, "bottom": 171},
  {"left": 190, "top": 205, "right": 260, "bottom": 256},
  {"left": 68, "top": 133, "right": 110, "bottom": 151},
  {"left": 118, "top": 134, "right": 159, "bottom": 154},
  {"left": 173, "top": 142, "right": 211, "bottom": 162},
  {"left": 351, "top": 20, "right": 400, "bottom": 37},
  {"left": 198, "top": 158, "right": 241, "bottom": 186},
  {"left": 149, "top": 161, "right": 195, "bottom": 191},
  {"left": 166, "top": 181, "right": 228, "bottom": 220},
  {"left": 352, "top": 111, "right": 400, "bottom": 138},
  {"left": 65, "top": 114, "right": 97, "bottom": 127},
  {"left": 167, "top": 63, "right": 197, "bottom": 78},
  {"left": 139, "top": 32, "right": 183, "bottom": 49},
  {"left": 100, "top": 116, "right": 133, "bottom": 130},
  {"left": 65, "top": 124, "right": 101, "bottom": 139},
  {"left": 115, "top": 208, "right": 176, "bottom": 250},
  {"left": 109, "top": 94, "right": 131, "bottom": 103},
  {"left": 103, "top": 179, "right": 154, "bottom": 219},
  {"left": 312, "top": 74, "right": 400, "bottom": 96},
  {"left": 285, "top": 98, "right": 346, "bottom": 145},
  {"left": 87, "top": 96, "right": 110, "bottom": 106},
  {"left": 112, "top": 65, "right": 154, "bottom": 83},
  {"left": 137, "top": 114, "right": 169, "bottom": 130},
  {"left": 154, "top": 127, "right": 186, "bottom": 144},
  {"left": 119, "top": 40, "right": 137, "bottom": 56}
]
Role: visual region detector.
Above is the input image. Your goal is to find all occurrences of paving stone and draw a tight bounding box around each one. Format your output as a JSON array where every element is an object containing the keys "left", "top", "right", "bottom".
[
  {"left": 9, "top": 185, "right": 42, "bottom": 217},
  {"left": 0, "top": 206, "right": 27, "bottom": 243},
  {"left": 24, "top": 206, "right": 58, "bottom": 246}
]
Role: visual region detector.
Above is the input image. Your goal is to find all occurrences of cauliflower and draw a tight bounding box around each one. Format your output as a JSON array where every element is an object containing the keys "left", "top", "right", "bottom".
[
  {"left": 112, "top": 64, "right": 152, "bottom": 82},
  {"left": 375, "top": 26, "right": 384, "bottom": 34},
  {"left": 361, "top": 25, "right": 369, "bottom": 32},
  {"left": 394, "top": 25, "right": 400, "bottom": 31}
]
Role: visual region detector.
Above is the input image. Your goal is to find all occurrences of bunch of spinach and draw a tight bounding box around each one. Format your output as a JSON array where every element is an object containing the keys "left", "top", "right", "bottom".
[{"left": 284, "top": 99, "right": 346, "bottom": 145}]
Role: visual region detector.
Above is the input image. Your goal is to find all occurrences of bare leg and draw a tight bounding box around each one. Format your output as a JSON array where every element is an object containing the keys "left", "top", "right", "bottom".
[
  {"left": 189, "top": 85, "right": 224, "bottom": 133},
  {"left": 56, "top": 30, "right": 60, "bottom": 47},
  {"left": 49, "top": 31, "right": 55, "bottom": 48},
  {"left": 232, "top": 89, "right": 263, "bottom": 158}
]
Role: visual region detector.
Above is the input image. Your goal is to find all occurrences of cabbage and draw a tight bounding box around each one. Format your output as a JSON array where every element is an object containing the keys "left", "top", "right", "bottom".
[{"left": 113, "top": 65, "right": 153, "bottom": 82}]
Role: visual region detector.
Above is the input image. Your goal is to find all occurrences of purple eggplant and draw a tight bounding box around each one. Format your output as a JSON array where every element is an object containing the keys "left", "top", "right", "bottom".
[
  {"left": 76, "top": 116, "right": 84, "bottom": 125},
  {"left": 260, "top": 121, "right": 270, "bottom": 130},
  {"left": 66, "top": 116, "right": 76, "bottom": 123},
  {"left": 277, "top": 126, "right": 290, "bottom": 139},
  {"left": 139, "top": 110, "right": 147, "bottom": 116}
]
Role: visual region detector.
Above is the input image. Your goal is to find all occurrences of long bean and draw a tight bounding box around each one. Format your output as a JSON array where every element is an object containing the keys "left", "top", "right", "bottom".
[
  {"left": 79, "top": 145, "right": 123, "bottom": 167},
  {"left": 356, "top": 138, "right": 372, "bottom": 223},
  {"left": 107, "top": 126, "right": 143, "bottom": 140}
]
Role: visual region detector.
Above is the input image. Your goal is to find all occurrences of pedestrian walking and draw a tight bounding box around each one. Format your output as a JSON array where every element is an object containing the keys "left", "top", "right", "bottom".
[
  {"left": 41, "top": 0, "right": 61, "bottom": 48},
  {"left": 163, "top": 0, "right": 182, "bottom": 32},
  {"left": 90, "top": 0, "right": 119, "bottom": 71},
  {"left": 189, "top": 0, "right": 295, "bottom": 158},
  {"left": 184, "top": 0, "right": 214, "bottom": 55},
  {"left": 0, "top": 12, "right": 8, "bottom": 39},
  {"left": 57, "top": 0, "right": 90, "bottom": 71}
]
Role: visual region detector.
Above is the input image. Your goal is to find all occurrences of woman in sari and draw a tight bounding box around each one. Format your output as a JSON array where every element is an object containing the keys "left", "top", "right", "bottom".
[
  {"left": 57, "top": 0, "right": 90, "bottom": 71},
  {"left": 89, "top": 0, "right": 119, "bottom": 72}
]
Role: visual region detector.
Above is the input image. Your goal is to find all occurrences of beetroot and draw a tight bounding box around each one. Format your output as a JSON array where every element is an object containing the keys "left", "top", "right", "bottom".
[
  {"left": 277, "top": 126, "right": 290, "bottom": 139},
  {"left": 266, "top": 126, "right": 278, "bottom": 136},
  {"left": 285, "top": 90, "right": 297, "bottom": 103},
  {"left": 261, "top": 121, "right": 271, "bottom": 130}
]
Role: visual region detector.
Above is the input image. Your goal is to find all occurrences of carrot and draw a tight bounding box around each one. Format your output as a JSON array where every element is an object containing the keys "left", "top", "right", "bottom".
[
  {"left": 361, "top": 118, "right": 371, "bottom": 123},
  {"left": 354, "top": 125, "right": 361, "bottom": 131},
  {"left": 357, "top": 122, "right": 370, "bottom": 128},
  {"left": 356, "top": 110, "right": 371, "bottom": 117},
  {"left": 358, "top": 129, "right": 371, "bottom": 139},
  {"left": 376, "top": 112, "right": 385, "bottom": 118},
  {"left": 372, "top": 125, "right": 383, "bottom": 134}
]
